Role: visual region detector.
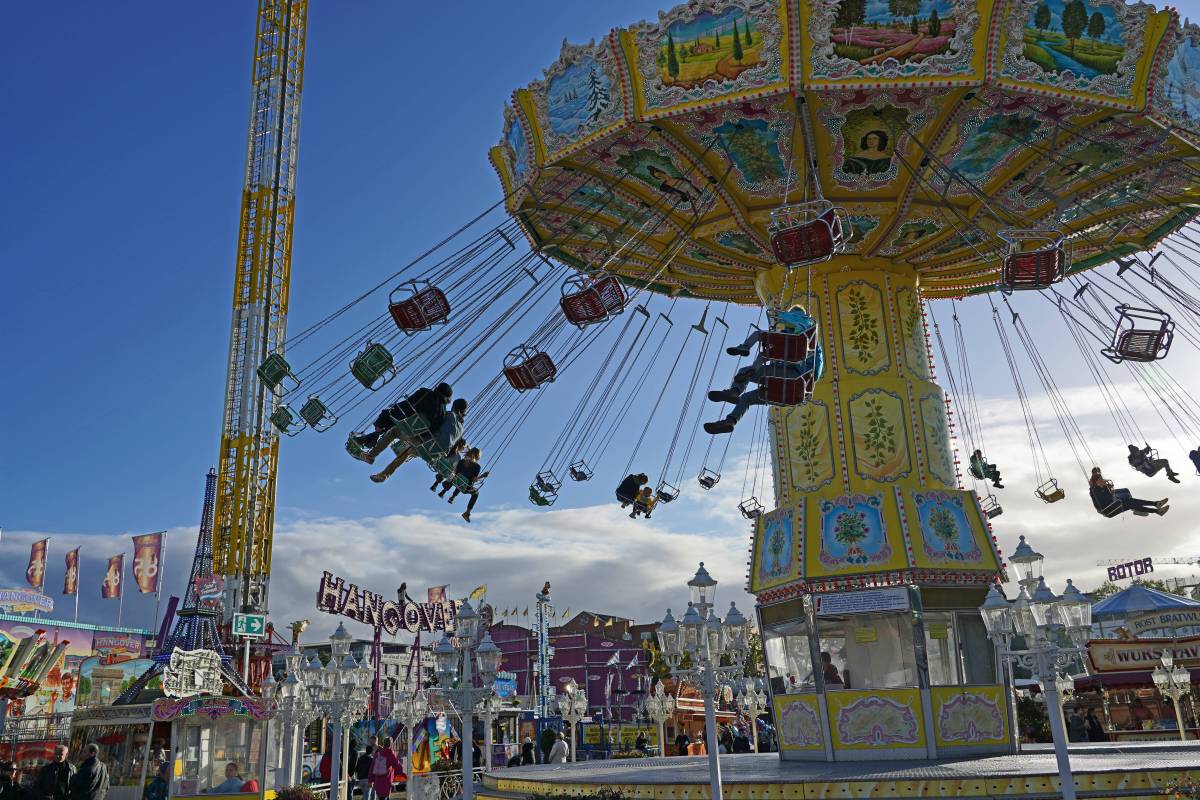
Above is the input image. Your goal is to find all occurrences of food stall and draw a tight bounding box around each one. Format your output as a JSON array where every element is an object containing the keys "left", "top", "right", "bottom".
[{"left": 1075, "top": 636, "right": 1199, "bottom": 741}]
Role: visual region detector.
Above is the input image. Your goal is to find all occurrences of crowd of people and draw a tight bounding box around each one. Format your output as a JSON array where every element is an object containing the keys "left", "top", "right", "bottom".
[{"left": 0, "top": 745, "right": 108, "bottom": 800}]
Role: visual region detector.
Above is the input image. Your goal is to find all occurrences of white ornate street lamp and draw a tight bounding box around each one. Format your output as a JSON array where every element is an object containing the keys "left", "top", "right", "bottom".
[
  {"left": 643, "top": 681, "right": 675, "bottom": 758},
  {"left": 555, "top": 678, "right": 589, "bottom": 762},
  {"left": 394, "top": 690, "right": 429, "bottom": 782},
  {"left": 1008, "top": 535, "right": 1044, "bottom": 594},
  {"left": 433, "top": 600, "right": 502, "bottom": 800},
  {"left": 980, "top": 556, "right": 1093, "bottom": 800},
  {"left": 271, "top": 646, "right": 317, "bottom": 786},
  {"left": 737, "top": 679, "right": 766, "bottom": 753},
  {"left": 1152, "top": 650, "right": 1192, "bottom": 743},
  {"left": 308, "top": 624, "right": 371, "bottom": 800},
  {"left": 657, "top": 563, "right": 751, "bottom": 800}
]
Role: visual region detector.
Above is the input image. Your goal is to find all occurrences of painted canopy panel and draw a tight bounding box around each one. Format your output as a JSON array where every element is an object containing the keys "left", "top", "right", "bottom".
[{"left": 492, "top": 0, "right": 1200, "bottom": 301}]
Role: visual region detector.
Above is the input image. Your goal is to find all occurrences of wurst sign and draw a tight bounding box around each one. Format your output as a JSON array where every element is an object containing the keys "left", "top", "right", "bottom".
[
  {"left": 1087, "top": 634, "right": 1200, "bottom": 673},
  {"left": 317, "top": 571, "right": 460, "bottom": 635}
]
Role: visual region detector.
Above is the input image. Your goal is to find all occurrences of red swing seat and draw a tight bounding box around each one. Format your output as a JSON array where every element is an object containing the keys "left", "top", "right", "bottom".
[
  {"left": 998, "top": 229, "right": 1067, "bottom": 293},
  {"left": 504, "top": 347, "right": 557, "bottom": 391},
  {"left": 768, "top": 201, "right": 846, "bottom": 268},
  {"left": 1101, "top": 305, "right": 1175, "bottom": 364},
  {"left": 761, "top": 373, "right": 816, "bottom": 406},
  {"left": 759, "top": 329, "right": 815, "bottom": 362},
  {"left": 389, "top": 281, "right": 451, "bottom": 333},
  {"left": 560, "top": 274, "right": 627, "bottom": 327}
]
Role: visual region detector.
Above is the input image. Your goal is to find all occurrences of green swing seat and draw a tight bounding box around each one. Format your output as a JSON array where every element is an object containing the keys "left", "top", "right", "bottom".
[
  {"left": 430, "top": 456, "right": 474, "bottom": 491},
  {"left": 350, "top": 343, "right": 397, "bottom": 391},
  {"left": 529, "top": 485, "right": 553, "bottom": 507},
  {"left": 269, "top": 405, "right": 304, "bottom": 436},
  {"left": 299, "top": 396, "right": 337, "bottom": 431},
  {"left": 345, "top": 433, "right": 367, "bottom": 460},
  {"left": 257, "top": 353, "right": 299, "bottom": 396}
]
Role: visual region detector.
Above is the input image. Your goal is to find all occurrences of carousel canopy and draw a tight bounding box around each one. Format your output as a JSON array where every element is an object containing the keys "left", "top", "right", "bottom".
[
  {"left": 1092, "top": 584, "right": 1200, "bottom": 619},
  {"left": 491, "top": 0, "right": 1200, "bottom": 301}
]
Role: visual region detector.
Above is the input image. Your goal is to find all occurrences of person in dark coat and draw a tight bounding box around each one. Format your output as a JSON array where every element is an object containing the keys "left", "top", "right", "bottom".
[
  {"left": 615, "top": 474, "right": 648, "bottom": 508},
  {"left": 358, "top": 384, "right": 454, "bottom": 462},
  {"left": 1067, "top": 709, "right": 1087, "bottom": 743},
  {"left": 1, "top": 762, "right": 31, "bottom": 800},
  {"left": 33, "top": 746, "right": 74, "bottom": 800},
  {"left": 354, "top": 744, "right": 375, "bottom": 800},
  {"left": 519, "top": 739, "right": 535, "bottom": 766},
  {"left": 68, "top": 745, "right": 108, "bottom": 800},
  {"left": 1085, "top": 708, "right": 1107, "bottom": 742}
]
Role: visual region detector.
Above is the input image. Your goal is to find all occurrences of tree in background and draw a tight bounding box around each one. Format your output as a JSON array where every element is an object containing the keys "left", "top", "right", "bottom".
[
  {"left": 744, "top": 19, "right": 753, "bottom": 46},
  {"left": 1034, "top": 3, "right": 1052, "bottom": 35},
  {"left": 732, "top": 20, "right": 744, "bottom": 61},
  {"left": 1087, "top": 578, "right": 1189, "bottom": 600},
  {"left": 1061, "top": 0, "right": 1089, "bottom": 54},
  {"left": 666, "top": 32, "right": 679, "bottom": 79},
  {"left": 929, "top": 8, "right": 942, "bottom": 37},
  {"left": 911, "top": 16, "right": 919, "bottom": 35},
  {"left": 1087, "top": 10, "right": 1106, "bottom": 41}
]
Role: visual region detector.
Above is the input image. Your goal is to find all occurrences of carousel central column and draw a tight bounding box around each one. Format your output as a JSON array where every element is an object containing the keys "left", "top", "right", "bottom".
[{"left": 747, "top": 258, "right": 1006, "bottom": 763}]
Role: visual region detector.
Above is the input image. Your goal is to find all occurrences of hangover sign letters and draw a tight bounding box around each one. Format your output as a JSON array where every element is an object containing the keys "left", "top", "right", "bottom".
[{"left": 316, "top": 571, "right": 460, "bottom": 635}]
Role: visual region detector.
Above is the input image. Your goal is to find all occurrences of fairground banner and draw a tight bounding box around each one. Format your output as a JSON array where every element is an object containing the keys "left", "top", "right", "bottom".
[
  {"left": 63, "top": 548, "right": 80, "bottom": 596},
  {"left": 1128, "top": 609, "right": 1200, "bottom": 636},
  {"left": 101, "top": 555, "right": 124, "bottom": 599},
  {"left": 1087, "top": 634, "right": 1200, "bottom": 672},
  {"left": 26, "top": 539, "right": 48, "bottom": 591},
  {"left": 131, "top": 532, "right": 163, "bottom": 594}
]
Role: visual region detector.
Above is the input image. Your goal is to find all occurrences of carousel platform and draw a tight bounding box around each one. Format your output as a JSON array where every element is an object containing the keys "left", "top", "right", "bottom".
[{"left": 479, "top": 746, "right": 1200, "bottom": 799}]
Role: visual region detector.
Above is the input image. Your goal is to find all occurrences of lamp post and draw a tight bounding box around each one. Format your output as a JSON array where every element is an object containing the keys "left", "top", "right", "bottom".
[
  {"left": 432, "top": 600, "right": 502, "bottom": 800},
  {"left": 737, "top": 679, "right": 766, "bottom": 753},
  {"left": 273, "top": 646, "right": 315, "bottom": 787},
  {"left": 980, "top": 564, "right": 1093, "bottom": 800},
  {"left": 1152, "top": 650, "right": 1192, "bottom": 742},
  {"left": 656, "top": 563, "right": 751, "bottom": 800},
  {"left": 394, "top": 690, "right": 429, "bottom": 783},
  {"left": 643, "top": 682, "right": 675, "bottom": 758},
  {"left": 308, "top": 624, "right": 371, "bottom": 800},
  {"left": 556, "top": 679, "right": 589, "bottom": 762}
]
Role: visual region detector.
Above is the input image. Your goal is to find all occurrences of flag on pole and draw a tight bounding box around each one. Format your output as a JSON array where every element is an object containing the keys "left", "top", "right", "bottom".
[
  {"left": 522, "top": 607, "right": 529, "bottom": 617},
  {"left": 63, "top": 548, "right": 80, "bottom": 596},
  {"left": 427, "top": 585, "right": 448, "bottom": 604},
  {"left": 593, "top": 616, "right": 600, "bottom": 628},
  {"left": 604, "top": 652, "right": 621, "bottom": 668},
  {"left": 605, "top": 617, "right": 614, "bottom": 628},
  {"left": 101, "top": 555, "right": 124, "bottom": 599},
  {"left": 626, "top": 652, "right": 639, "bottom": 670},
  {"left": 468, "top": 585, "right": 487, "bottom": 604},
  {"left": 26, "top": 539, "right": 48, "bottom": 591},
  {"left": 562, "top": 608, "right": 570, "bottom": 619},
  {"left": 131, "top": 532, "right": 164, "bottom": 594}
]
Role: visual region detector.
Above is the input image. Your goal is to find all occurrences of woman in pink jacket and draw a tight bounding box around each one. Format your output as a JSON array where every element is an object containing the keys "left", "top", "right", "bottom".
[{"left": 367, "top": 736, "right": 404, "bottom": 800}]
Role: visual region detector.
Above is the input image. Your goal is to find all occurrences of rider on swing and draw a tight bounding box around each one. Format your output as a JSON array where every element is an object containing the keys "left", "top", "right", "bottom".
[
  {"left": 704, "top": 306, "right": 824, "bottom": 435},
  {"left": 1127, "top": 444, "right": 1181, "bottom": 484},
  {"left": 969, "top": 449, "right": 1004, "bottom": 489}
]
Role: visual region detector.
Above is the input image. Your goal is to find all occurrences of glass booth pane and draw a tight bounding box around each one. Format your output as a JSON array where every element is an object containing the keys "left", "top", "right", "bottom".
[
  {"left": 817, "top": 612, "right": 917, "bottom": 690},
  {"left": 925, "top": 612, "right": 960, "bottom": 686},
  {"left": 958, "top": 613, "right": 997, "bottom": 684},
  {"left": 763, "top": 618, "right": 814, "bottom": 694}
]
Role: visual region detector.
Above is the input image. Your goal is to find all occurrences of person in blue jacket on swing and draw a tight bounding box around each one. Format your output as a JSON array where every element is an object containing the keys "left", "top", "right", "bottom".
[{"left": 704, "top": 306, "right": 824, "bottom": 435}]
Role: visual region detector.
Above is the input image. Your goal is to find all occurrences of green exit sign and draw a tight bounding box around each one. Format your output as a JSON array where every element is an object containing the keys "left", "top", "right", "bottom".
[{"left": 232, "top": 613, "right": 266, "bottom": 638}]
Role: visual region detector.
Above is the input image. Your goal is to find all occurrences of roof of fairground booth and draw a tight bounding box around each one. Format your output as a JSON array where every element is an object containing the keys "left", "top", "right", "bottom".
[{"left": 1092, "top": 585, "right": 1200, "bottom": 619}]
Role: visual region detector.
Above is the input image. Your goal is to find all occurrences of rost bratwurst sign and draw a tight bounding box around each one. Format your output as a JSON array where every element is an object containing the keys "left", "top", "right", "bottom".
[{"left": 316, "top": 571, "right": 463, "bottom": 635}]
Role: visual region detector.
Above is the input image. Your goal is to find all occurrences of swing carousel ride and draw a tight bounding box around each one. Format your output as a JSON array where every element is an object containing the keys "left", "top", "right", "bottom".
[{"left": 259, "top": 0, "right": 1200, "bottom": 568}]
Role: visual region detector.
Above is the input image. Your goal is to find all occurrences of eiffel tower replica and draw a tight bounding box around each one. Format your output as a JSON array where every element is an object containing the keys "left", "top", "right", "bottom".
[{"left": 116, "top": 468, "right": 251, "bottom": 703}]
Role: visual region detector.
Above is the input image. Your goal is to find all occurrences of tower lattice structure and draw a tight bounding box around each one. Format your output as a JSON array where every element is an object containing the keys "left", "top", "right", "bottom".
[
  {"left": 212, "top": 0, "right": 309, "bottom": 614},
  {"left": 116, "top": 470, "right": 251, "bottom": 704}
]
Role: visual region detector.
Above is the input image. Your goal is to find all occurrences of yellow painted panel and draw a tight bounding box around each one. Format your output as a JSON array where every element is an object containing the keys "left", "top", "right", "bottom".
[
  {"left": 774, "top": 692, "right": 824, "bottom": 752},
  {"left": 825, "top": 687, "right": 925, "bottom": 750},
  {"left": 931, "top": 684, "right": 1009, "bottom": 748},
  {"left": 751, "top": 507, "right": 802, "bottom": 593}
]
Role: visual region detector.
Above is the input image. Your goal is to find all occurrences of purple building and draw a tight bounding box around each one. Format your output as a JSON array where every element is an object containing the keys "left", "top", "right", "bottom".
[{"left": 490, "top": 612, "right": 653, "bottom": 722}]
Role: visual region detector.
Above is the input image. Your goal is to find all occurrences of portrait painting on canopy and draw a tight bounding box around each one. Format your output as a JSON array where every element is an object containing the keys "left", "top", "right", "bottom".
[{"left": 837, "top": 106, "right": 909, "bottom": 179}]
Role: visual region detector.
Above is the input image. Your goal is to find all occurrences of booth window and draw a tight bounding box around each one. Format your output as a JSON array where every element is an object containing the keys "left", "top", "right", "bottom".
[
  {"left": 817, "top": 613, "right": 917, "bottom": 689},
  {"left": 173, "top": 716, "right": 263, "bottom": 795},
  {"left": 925, "top": 611, "right": 960, "bottom": 686},
  {"left": 763, "top": 617, "right": 814, "bottom": 694},
  {"left": 957, "top": 613, "right": 996, "bottom": 684}
]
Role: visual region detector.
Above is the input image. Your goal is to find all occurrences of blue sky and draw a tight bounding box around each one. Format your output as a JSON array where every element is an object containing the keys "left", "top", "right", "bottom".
[{"left": 3, "top": 1, "right": 1200, "bottom": 635}]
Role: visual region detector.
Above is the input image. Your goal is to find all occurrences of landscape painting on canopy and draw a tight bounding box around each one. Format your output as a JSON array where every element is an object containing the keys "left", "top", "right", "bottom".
[
  {"left": 831, "top": 0, "right": 957, "bottom": 65},
  {"left": 1022, "top": 0, "right": 1125, "bottom": 78},
  {"left": 658, "top": 7, "right": 761, "bottom": 87}
]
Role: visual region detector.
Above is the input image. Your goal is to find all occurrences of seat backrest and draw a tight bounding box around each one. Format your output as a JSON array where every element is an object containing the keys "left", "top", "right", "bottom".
[
  {"left": 560, "top": 289, "right": 607, "bottom": 325},
  {"left": 771, "top": 218, "right": 835, "bottom": 266},
  {"left": 1117, "top": 329, "right": 1163, "bottom": 360},
  {"left": 760, "top": 330, "right": 813, "bottom": 362},
  {"left": 595, "top": 276, "right": 627, "bottom": 314},
  {"left": 761, "top": 374, "right": 815, "bottom": 405},
  {"left": 527, "top": 352, "right": 557, "bottom": 384}
]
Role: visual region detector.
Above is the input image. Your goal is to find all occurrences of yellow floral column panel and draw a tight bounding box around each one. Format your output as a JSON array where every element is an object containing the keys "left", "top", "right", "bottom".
[
  {"left": 835, "top": 280, "right": 891, "bottom": 375},
  {"left": 931, "top": 686, "right": 1009, "bottom": 748},
  {"left": 825, "top": 689, "right": 925, "bottom": 750},
  {"left": 918, "top": 391, "right": 957, "bottom": 488},
  {"left": 750, "top": 507, "right": 802, "bottom": 593},
  {"left": 779, "top": 400, "right": 835, "bottom": 493},
  {"left": 848, "top": 389, "right": 912, "bottom": 482},
  {"left": 774, "top": 693, "right": 825, "bottom": 752},
  {"left": 896, "top": 285, "right": 931, "bottom": 381}
]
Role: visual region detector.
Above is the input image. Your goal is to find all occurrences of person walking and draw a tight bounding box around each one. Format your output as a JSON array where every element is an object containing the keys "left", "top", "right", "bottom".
[
  {"left": 673, "top": 731, "right": 689, "bottom": 757},
  {"left": 68, "top": 745, "right": 108, "bottom": 800},
  {"left": 33, "top": 746, "right": 73, "bottom": 800},
  {"left": 1067, "top": 708, "right": 1087, "bottom": 743},
  {"left": 546, "top": 733, "right": 568, "bottom": 764},
  {"left": 142, "top": 764, "right": 168, "bottom": 800},
  {"left": 519, "top": 739, "right": 535, "bottom": 766},
  {"left": 367, "top": 737, "right": 403, "bottom": 800},
  {"left": 1, "top": 763, "right": 30, "bottom": 800},
  {"left": 354, "top": 742, "right": 375, "bottom": 800},
  {"left": 1085, "top": 708, "right": 1107, "bottom": 742}
]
